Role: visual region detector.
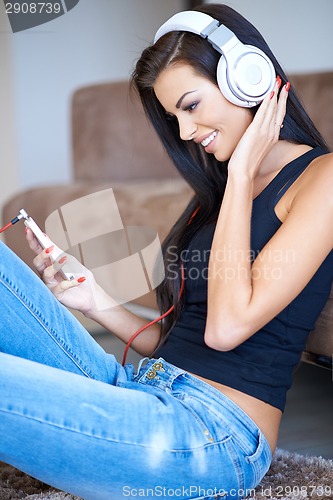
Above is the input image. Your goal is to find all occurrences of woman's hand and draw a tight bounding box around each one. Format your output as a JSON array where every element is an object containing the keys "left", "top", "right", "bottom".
[
  {"left": 26, "top": 227, "right": 104, "bottom": 315},
  {"left": 228, "top": 78, "right": 289, "bottom": 179}
]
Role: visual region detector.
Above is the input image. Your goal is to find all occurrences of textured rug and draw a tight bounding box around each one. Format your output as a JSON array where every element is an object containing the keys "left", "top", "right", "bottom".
[{"left": 0, "top": 449, "right": 332, "bottom": 499}]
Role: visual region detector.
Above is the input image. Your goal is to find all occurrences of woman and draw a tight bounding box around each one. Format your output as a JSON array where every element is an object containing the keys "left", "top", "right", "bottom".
[{"left": 1, "top": 4, "right": 332, "bottom": 499}]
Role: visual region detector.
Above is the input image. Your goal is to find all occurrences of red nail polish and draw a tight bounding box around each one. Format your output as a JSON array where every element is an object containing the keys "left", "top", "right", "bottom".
[
  {"left": 77, "top": 277, "right": 86, "bottom": 283},
  {"left": 45, "top": 245, "right": 54, "bottom": 254},
  {"left": 270, "top": 91, "right": 275, "bottom": 100},
  {"left": 276, "top": 76, "right": 282, "bottom": 88},
  {"left": 58, "top": 256, "right": 67, "bottom": 264},
  {"left": 285, "top": 81, "right": 290, "bottom": 92}
]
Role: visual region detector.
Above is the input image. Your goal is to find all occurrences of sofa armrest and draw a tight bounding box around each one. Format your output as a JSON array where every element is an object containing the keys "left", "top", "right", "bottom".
[
  {"left": 3, "top": 183, "right": 111, "bottom": 268},
  {"left": 304, "top": 285, "right": 333, "bottom": 369},
  {"left": 2, "top": 179, "right": 193, "bottom": 311}
]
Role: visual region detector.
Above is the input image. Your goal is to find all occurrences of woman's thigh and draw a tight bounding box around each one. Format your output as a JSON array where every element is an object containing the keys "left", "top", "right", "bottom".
[
  {"left": 0, "top": 241, "right": 122, "bottom": 384},
  {"left": 0, "top": 353, "right": 239, "bottom": 500}
]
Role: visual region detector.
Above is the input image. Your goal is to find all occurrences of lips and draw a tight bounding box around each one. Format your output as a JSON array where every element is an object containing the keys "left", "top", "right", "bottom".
[
  {"left": 195, "top": 130, "right": 218, "bottom": 148},
  {"left": 201, "top": 131, "right": 217, "bottom": 148}
]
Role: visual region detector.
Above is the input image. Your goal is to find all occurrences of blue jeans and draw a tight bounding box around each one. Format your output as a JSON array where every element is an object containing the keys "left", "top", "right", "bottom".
[{"left": 0, "top": 242, "right": 272, "bottom": 500}]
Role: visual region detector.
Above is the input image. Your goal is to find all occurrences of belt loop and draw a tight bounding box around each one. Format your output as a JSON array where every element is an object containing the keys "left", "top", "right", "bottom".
[{"left": 134, "top": 357, "right": 150, "bottom": 377}]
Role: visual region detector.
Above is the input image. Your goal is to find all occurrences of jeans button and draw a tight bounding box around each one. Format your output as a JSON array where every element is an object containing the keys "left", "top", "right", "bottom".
[
  {"left": 153, "top": 362, "right": 164, "bottom": 371},
  {"left": 147, "top": 370, "right": 156, "bottom": 380}
]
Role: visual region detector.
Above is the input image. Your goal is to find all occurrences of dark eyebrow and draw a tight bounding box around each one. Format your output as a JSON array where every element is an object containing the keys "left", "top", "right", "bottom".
[{"left": 176, "top": 90, "right": 197, "bottom": 109}]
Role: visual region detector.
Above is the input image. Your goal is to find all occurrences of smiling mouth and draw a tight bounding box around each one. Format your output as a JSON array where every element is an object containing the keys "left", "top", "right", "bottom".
[{"left": 201, "top": 131, "right": 217, "bottom": 148}]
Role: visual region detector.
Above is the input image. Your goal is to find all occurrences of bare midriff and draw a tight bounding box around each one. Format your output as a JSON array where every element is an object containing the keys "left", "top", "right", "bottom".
[{"left": 190, "top": 372, "right": 282, "bottom": 454}]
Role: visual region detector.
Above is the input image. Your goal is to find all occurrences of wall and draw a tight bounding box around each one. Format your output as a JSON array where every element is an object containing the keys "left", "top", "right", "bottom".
[
  {"left": 0, "top": 0, "right": 184, "bottom": 221},
  {"left": 205, "top": 0, "right": 333, "bottom": 73},
  {"left": 0, "top": 3, "right": 20, "bottom": 228}
]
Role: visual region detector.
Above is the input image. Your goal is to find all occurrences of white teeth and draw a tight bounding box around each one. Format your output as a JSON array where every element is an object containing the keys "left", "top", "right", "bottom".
[{"left": 201, "top": 131, "right": 217, "bottom": 147}]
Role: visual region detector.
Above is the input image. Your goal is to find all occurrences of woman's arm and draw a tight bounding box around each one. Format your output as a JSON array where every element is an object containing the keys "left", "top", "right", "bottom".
[
  {"left": 83, "top": 286, "right": 161, "bottom": 356},
  {"left": 205, "top": 84, "right": 333, "bottom": 351},
  {"left": 26, "top": 229, "right": 161, "bottom": 356}
]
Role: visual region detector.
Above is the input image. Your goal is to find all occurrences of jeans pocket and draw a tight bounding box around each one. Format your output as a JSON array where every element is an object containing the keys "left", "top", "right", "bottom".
[
  {"left": 244, "top": 430, "right": 271, "bottom": 485},
  {"left": 173, "top": 393, "right": 217, "bottom": 444},
  {"left": 245, "top": 430, "right": 265, "bottom": 464}
]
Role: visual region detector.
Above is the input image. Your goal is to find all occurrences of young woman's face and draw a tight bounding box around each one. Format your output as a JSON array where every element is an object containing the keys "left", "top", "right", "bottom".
[{"left": 154, "top": 63, "right": 253, "bottom": 162}]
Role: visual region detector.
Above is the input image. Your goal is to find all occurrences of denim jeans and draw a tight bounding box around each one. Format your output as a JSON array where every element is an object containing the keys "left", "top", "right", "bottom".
[{"left": 0, "top": 242, "right": 272, "bottom": 500}]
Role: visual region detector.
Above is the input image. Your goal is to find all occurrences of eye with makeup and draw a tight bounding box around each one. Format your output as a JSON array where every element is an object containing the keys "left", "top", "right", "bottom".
[
  {"left": 164, "top": 99, "right": 199, "bottom": 121},
  {"left": 183, "top": 101, "right": 199, "bottom": 112}
]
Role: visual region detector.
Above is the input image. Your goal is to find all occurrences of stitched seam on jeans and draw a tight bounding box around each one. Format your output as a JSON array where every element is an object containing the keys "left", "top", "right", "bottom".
[
  {"left": 228, "top": 436, "right": 245, "bottom": 493},
  {"left": 172, "top": 393, "right": 221, "bottom": 445},
  {"left": 0, "top": 408, "right": 231, "bottom": 452},
  {"left": 0, "top": 274, "right": 93, "bottom": 378}
]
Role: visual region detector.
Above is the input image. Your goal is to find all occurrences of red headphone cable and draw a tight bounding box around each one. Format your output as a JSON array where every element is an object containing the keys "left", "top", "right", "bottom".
[
  {"left": 121, "top": 263, "right": 185, "bottom": 365},
  {"left": 0, "top": 214, "right": 25, "bottom": 233},
  {"left": 121, "top": 206, "right": 199, "bottom": 365}
]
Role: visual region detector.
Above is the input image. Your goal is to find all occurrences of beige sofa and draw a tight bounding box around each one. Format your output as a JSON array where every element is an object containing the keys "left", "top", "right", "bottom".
[{"left": 2, "top": 73, "right": 333, "bottom": 368}]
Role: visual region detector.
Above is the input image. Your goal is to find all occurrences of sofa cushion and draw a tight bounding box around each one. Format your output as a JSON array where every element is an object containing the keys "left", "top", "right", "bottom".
[
  {"left": 305, "top": 283, "right": 333, "bottom": 363},
  {"left": 72, "top": 82, "right": 179, "bottom": 183},
  {"left": 290, "top": 72, "right": 333, "bottom": 150}
]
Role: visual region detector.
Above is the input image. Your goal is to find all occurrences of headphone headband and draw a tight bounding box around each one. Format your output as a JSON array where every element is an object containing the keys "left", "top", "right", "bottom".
[
  {"left": 153, "top": 11, "right": 276, "bottom": 108},
  {"left": 154, "top": 11, "right": 219, "bottom": 42}
]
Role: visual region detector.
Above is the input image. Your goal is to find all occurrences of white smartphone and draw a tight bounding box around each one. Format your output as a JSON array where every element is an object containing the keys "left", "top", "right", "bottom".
[{"left": 20, "top": 209, "right": 75, "bottom": 281}]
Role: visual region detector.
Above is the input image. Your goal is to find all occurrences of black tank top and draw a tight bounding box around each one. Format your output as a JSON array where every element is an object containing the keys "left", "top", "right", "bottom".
[{"left": 156, "top": 147, "right": 333, "bottom": 411}]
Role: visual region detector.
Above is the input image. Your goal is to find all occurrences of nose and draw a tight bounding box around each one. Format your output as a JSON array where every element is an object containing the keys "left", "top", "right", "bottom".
[{"left": 178, "top": 116, "right": 197, "bottom": 141}]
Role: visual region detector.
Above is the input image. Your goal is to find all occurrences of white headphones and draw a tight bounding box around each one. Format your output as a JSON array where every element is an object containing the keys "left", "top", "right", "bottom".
[{"left": 154, "top": 11, "right": 276, "bottom": 108}]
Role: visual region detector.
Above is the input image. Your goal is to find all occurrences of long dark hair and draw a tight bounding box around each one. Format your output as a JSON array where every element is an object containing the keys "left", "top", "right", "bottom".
[{"left": 131, "top": 3, "right": 329, "bottom": 347}]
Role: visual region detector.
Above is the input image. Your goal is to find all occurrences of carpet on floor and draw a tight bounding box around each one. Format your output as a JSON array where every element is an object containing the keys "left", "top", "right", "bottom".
[{"left": 0, "top": 448, "right": 332, "bottom": 499}]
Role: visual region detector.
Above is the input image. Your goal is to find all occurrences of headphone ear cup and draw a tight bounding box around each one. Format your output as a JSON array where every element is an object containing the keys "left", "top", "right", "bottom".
[
  {"left": 216, "top": 56, "right": 248, "bottom": 107},
  {"left": 216, "top": 46, "right": 276, "bottom": 108}
]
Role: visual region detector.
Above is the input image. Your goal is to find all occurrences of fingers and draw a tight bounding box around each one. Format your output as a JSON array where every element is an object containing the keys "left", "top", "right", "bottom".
[
  {"left": 42, "top": 254, "right": 67, "bottom": 284},
  {"left": 49, "top": 275, "right": 86, "bottom": 301},
  {"left": 274, "top": 80, "right": 289, "bottom": 132},
  {"left": 33, "top": 242, "right": 86, "bottom": 288},
  {"left": 32, "top": 245, "right": 54, "bottom": 278},
  {"left": 260, "top": 77, "right": 289, "bottom": 139},
  {"left": 25, "top": 227, "right": 44, "bottom": 254},
  {"left": 32, "top": 245, "right": 67, "bottom": 283},
  {"left": 250, "top": 78, "right": 279, "bottom": 130},
  {"left": 27, "top": 228, "right": 64, "bottom": 280}
]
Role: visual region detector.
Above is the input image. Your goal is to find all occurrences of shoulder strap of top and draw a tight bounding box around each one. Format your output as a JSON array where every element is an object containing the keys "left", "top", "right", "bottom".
[
  {"left": 273, "top": 147, "right": 327, "bottom": 206},
  {"left": 253, "top": 146, "right": 327, "bottom": 207}
]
